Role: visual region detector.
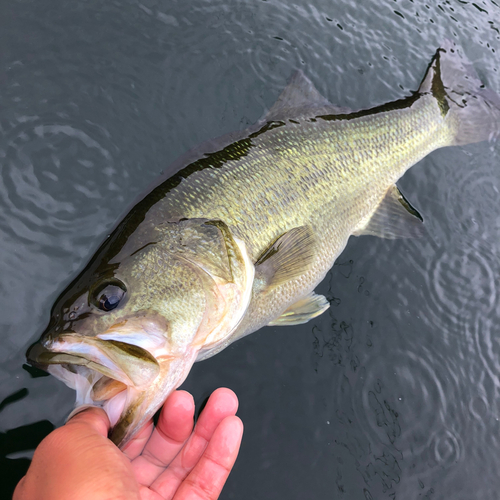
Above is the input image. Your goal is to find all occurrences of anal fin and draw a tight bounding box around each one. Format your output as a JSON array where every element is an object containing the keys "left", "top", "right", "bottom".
[
  {"left": 354, "top": 185, "right": 424, "bottom": 239},
  {"left": 268, "top": 292, "right": 330, "bottom": 326}
]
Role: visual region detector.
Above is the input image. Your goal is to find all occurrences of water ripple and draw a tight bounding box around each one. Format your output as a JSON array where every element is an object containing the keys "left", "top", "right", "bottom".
[
  {"left": 440, "top": 157, "right": 500, "bottom": 243},
  {"left": 0, "top": 114, "right": 118, "bottom": 255},
  {"left": 423, "top": 244, "right": 497, "bottom": 335},
  {"left": 468, "top": 313, "right": 500, "bottom": 392},
  {"left": 432, "top": 428, "right": 462, "bottom": 468},
  {"left": 350, "top": 346, "right": 454, "bottom": 474}
]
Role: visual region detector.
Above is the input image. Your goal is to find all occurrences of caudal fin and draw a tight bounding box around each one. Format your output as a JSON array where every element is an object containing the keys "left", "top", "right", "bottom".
[{"left": 419, "top": 40, "right": 500, "bottom": 145}]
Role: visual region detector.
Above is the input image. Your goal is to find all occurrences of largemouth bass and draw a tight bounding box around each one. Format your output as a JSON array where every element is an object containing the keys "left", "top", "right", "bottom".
[{"left": 27, "top": 41, "right": 500, "bottom": 447}]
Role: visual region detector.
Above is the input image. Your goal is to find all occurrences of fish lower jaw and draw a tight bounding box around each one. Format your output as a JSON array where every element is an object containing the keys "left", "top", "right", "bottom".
[
  {"left": 60, "top": 372, "right": 137, "bottom": 428},
  {"left": 44, "top": 342, "right": 199, "bottom": 448},
  {"left": 109, "top": 349, "right": 199, "bottom": 448},
  {"left": 48, "top": 354, "right": 182, "bottom": 438},
  {"left": 47, "top": 364, "right": 104, "bottom": 408}
]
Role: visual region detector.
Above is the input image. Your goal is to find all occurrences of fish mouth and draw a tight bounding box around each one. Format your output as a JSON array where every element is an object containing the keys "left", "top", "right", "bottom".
[
  {"left": 27, "top": 341, "right": 88, "bottom": 369},
  {"left": 27, "top": 333, "right": 161, "bottom": 389},
  {"left": 27, "top": 320, "right": 199, "bottom": 448}
]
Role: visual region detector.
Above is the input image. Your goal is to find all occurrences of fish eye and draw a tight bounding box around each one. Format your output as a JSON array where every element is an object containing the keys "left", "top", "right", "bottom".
[{"left": 91, "top": 279, "right": 127, "bottom": 312}]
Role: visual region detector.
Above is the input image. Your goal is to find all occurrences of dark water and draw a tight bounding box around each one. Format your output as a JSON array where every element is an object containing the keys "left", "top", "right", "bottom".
[{"left": 1, "top": 0, "right": 500, "bottom": 498}]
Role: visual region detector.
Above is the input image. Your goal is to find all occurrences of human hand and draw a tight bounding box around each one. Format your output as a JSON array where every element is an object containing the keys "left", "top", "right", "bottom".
[{"left": 13, "top": 388, "right": 243, "bottom": 500}]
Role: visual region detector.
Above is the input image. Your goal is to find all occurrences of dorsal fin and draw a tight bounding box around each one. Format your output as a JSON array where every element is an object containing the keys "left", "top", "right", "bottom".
[{"left": 263, "top": 70, "right": 352, "bottom": 121}]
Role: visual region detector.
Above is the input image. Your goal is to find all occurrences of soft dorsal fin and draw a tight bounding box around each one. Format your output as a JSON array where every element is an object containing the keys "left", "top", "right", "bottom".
[
  {"left": 263, "top": 70, "right": 352, "bottom": 121},
  {"left": 268, "top": 292, "right": 330, "bottom": 326},
  {"left": 354, "top": 185, "right": 425, "bottom": 239},
  {"left": 255, "top": 225, "right": 316, "bottom": 288}
]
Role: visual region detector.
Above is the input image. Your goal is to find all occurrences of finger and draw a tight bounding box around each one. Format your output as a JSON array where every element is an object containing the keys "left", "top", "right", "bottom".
[
  {"left": 173, "top": 416, "right": 243, "bottom": 500},
  {"left": 149, "top": 388, "right": 239, "bottom": 499},
  {"left": 14, "top": 407, "right": 139, "bottom": 500},
  {"left": 122, "top": 420, "right": 155, "bottom": 460},
  {"left": 65, "top": 406, "right": 111, "bottom": 437},
  {"left": 131, "top": 391, "right": 195, "bottom": 485},
  {"left": 69, "top": 406, "right": 154, "bottom": 462}
]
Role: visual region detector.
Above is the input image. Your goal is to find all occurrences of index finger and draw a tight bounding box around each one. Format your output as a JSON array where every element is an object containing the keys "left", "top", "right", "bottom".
[
  {"left": 172, "top": 415, "right": 243, "bottom": 500},
  {"left": 148, "top": 388, "right": 239, "bottom": 499},
  {"left": 130, "top": 390, "right": 195, "bottom": 485}
]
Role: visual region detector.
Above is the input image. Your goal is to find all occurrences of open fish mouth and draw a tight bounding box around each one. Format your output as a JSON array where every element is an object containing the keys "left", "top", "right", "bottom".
[
  {"left": 27, "top": 332, "right": 196, "bottom": 441},
  {"left": 27, "top": 332, "right": 168, "bottom": 428},
  {"left": 27, "top": 334, "right": 161, "bottom": 390}
]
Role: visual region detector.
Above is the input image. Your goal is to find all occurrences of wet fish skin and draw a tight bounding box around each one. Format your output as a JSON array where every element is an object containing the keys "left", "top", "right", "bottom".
[
  {"left": 27, "top": 41, "right": 500, "bottom": 447},
  {"left": 28, "top": 216, "right": 255, "bottom": 445}
]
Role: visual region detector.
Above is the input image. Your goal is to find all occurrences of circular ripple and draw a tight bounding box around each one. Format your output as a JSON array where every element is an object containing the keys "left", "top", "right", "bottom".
[
  {"left": 0, "top": 116, "right": 118, "bottom": 254},
  {"left": 431, "top": 428, "right": 462, "bottom": 468},
  {"left": 421, "top": 244, "right": 497, "bottom": 336},
  {"left": 218, "top": 0, "right": 419, "bottom": 118},
  {"left": 349, "top": 346, "right": 451, "bottom": 472},
  {"left": 441, "top": 161, "right": 500, "bottom": 242},
  {"left": 468, "top": 313, "right": 500, "bottom": 391},
  {"left": 469, "top": 395, "right": 489, "bottom": 420}
]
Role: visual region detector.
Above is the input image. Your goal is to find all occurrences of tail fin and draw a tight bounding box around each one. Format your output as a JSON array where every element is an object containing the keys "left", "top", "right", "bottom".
[{"left": 419, "top": 40, "right": 500, "bottom": 145}]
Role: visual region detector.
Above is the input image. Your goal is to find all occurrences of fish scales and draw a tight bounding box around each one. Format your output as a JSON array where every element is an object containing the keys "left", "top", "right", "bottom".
[
  {"left": 27, "top": 42, "right": 500, "bottom": 447},
  {"left": 148, "top": 95, "right": 450, "bottom": 333}
]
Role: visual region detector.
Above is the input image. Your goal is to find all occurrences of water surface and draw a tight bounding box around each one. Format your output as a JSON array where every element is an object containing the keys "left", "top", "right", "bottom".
[{"left": 1, "top": 0, "right": 500, "bottom": 498}]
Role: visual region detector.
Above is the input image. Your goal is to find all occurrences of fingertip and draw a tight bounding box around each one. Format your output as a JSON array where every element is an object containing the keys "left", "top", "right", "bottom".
[
  {"left": 208, "top": 387, "right": 239, "bottom": 415},
  {"left": 222, "top": 415, "right": 244, "bottom": 444},
  {"left": 232, "top": 415, "right": 244, "bottom": 434},
  {"left": 161, "top": 390, "right": 195, "bottom": 423},
  {"left": 167, "top": 390, "right": 195, "bottom": 413},
  {"left": 156, "top": 390, "right": 196, "bottom": 443},
  {"left": 171, "top": 414, "right": 243, "bottom": 500},
  {"left": 204, "top": 415, "right": 243, "bottom": 470},
  {"left": 66, "top": 406, "right": 111, "bottom": 437}
]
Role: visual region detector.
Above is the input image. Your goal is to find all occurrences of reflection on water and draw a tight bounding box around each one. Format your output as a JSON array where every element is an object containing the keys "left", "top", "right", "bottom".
[{"left": 1, "top": 0, "right": 500, "bottom": 499}]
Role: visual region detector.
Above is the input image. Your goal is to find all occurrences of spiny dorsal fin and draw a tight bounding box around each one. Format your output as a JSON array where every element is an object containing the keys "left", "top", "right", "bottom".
[
  {"left": 255, "top": 225, "right": 316, "bottom": 288},
  {"left": 354, "top": 185, "right": 425, "bottom": 239},
  {"left": 268, "top": 292, "right": 330, "bottom": 326},
  {"left": 263, "top": 70, "right": 352, "bottom": 121}
]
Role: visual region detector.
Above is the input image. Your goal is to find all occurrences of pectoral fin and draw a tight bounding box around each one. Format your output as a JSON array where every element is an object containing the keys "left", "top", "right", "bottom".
[
  {"left": 354, "top": 185, "right": 424, "bottom": 239},
  {"left": 268, "top": 292, "right": 330, "bottom": 326},
  {"left": 255, "top": 226, "right": 316, "bottom": 289}
]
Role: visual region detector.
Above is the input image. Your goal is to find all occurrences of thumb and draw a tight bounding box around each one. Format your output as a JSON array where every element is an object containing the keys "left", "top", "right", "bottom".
[
  {"left": 65, "top": 406, "right": 111, "bottom": 436},
  {"left": 14, "top": 407, "right": 139, "bottom": 500}
]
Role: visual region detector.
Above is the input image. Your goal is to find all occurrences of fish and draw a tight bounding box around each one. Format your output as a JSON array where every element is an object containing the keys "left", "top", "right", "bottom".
[{"left": 27, "top": 40, "right": 500, "bottom": 448}]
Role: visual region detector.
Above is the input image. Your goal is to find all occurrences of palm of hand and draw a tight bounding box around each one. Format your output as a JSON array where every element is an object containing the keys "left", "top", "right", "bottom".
[{"left": 14, "top": 388, "right": 243, "bottom": 500}]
